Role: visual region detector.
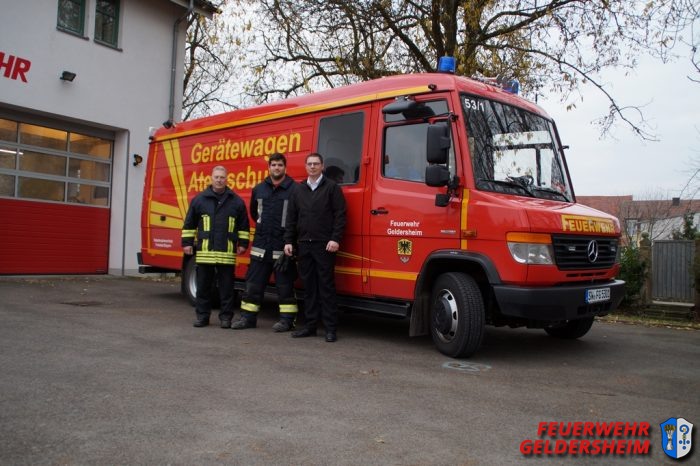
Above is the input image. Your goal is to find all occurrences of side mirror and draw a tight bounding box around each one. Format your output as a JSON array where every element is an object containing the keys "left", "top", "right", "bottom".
[
  {"left": 426, "top": 122, "right": 450, "bottom": 164},
  {"left": 425, "top": 164, "right": 450, "bottom": 187}
]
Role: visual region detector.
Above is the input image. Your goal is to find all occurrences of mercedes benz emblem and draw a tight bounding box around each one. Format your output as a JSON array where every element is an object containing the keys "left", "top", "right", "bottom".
[{"left": 587, "top": 240, "right": 599, "bottom": 263}]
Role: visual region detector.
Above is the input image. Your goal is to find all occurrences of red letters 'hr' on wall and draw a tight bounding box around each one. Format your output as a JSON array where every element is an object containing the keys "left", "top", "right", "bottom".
[{"left": 0, "top": 51, "right": 31, "bottom": 83}]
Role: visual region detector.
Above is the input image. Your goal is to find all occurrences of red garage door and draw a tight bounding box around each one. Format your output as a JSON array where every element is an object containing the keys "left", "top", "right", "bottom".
[
  {"left": 0, "top": 118, "right": 112, "bottom": 274},
  {"left": 0, "top": 199, "right": 110, "bottom": 274}
]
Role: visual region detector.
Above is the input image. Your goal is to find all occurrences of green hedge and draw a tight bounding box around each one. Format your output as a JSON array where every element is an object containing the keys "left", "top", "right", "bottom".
[{"left": 618, "top": 246, "right": 647, "bottom": 307}]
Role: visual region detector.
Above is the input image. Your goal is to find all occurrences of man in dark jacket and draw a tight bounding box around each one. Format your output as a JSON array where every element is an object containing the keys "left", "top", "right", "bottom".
[
  {"left": 284, "top": 152, "right": 347, "bottom": 342},
  {"left": 182, "top": 165, "right": 250, "bottom": 328},
  {"left": 233, "top": 153, "right": 298, "bottom": 331}
]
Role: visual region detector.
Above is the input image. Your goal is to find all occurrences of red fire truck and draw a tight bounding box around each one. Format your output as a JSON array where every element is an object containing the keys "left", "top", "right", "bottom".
[{"left": 139, "top": 69, "right": 625, "bottom": 357}]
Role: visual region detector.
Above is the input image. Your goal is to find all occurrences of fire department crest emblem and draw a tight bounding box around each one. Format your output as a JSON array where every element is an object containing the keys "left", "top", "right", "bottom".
[
  {"left": 397, "top": 239, "right": 412, "bottom": 263},
  {"left": 660, "top": 418, "right": 693, "bottom": 459}
]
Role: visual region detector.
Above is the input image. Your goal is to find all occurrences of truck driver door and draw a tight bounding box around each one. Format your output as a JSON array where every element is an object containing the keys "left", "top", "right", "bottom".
[{"left": 366, "top": 97, "right": 462, "bottom": 300}]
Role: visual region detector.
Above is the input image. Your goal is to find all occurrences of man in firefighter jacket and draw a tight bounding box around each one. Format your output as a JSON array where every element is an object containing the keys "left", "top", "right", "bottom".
[
  {"left": 233, "top": 152, "right": 299, "bottom": 331},
  {"left": 182, "top": 165, "right": 250, "bottom": 328}
]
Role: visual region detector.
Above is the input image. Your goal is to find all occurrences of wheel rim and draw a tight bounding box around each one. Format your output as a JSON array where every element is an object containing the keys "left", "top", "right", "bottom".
[
  {"left": 187, "top": 265, "right": 197, "bottom": 299},
  {"left": 433, "top": 288, "right": 458, "bottom": 343}
]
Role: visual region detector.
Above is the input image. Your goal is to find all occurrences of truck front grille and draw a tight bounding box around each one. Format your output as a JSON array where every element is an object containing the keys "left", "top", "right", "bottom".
[{"left": 551, "top": 235, "right": 618, "bottom": 270}]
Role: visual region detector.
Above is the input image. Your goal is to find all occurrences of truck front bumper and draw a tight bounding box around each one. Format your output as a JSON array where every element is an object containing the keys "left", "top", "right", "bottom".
[{"left": 493, "top": 279, "right": 625, "bottom": 322}]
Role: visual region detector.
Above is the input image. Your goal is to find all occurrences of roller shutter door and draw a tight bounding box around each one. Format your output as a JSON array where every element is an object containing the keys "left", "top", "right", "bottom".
[{"left": 0, "top": 117, "right": 112, "bottom": 274}]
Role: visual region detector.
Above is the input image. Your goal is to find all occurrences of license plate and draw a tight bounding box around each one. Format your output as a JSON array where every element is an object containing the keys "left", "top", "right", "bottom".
[{"left": 586, "top": 287, "right": 611, "bottom": 304}]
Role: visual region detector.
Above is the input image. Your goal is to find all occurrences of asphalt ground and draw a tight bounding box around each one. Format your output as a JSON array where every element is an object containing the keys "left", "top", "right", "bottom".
[{"left": 0, "top": 276, "right": 698, "bottom": 465}]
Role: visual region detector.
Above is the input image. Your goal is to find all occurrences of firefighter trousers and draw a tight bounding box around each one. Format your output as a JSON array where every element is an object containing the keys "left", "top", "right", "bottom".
[
  {"left": 240, "top": 256, "right": 297, "bottom": 321},
  {"left": 195, "top": 263, "right": 235, "bottom": 322}
]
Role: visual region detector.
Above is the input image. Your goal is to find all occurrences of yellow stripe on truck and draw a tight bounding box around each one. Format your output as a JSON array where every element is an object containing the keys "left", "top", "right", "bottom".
[
  {"left": 461, "top": 188, "right": 470, "bottom": 250},
  {"left": 150, "top": 201, "right": 183, "bottom": 220},
  {"left": 369, "top": 269, "right": 418, "bottom": 281},
  {"left": 150, "top": 213, "right": 184, "bottom": 229},
  {"left": 161, "top": 140, "right": 189, "bottom": 220}
]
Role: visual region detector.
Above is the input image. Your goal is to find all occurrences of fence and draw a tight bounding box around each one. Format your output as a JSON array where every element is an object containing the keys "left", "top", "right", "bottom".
[{"left": 651, "top": 240, "right": 695, "bottom": 303}]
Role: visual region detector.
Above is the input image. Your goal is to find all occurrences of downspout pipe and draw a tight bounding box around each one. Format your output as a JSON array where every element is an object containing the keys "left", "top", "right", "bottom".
[
  {"left": 120, "top": 130, "right": 130, "bottom": 276},
  {"left": 168, "top": 0, "right": 195, "bottom": 124}
]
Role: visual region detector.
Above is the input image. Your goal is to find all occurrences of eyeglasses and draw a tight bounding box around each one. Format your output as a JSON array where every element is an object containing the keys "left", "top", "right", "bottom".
[{"left": 306, "top": 162, "right": 321, "bottom": 166}]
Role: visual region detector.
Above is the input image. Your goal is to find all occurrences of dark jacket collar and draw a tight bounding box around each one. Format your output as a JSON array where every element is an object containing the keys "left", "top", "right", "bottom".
[
  {"left": 265, "top": 175, "right": 294, "bottom": 190},
  {"left": 203, "top": 185, "right": 233, "bottom": 198}
]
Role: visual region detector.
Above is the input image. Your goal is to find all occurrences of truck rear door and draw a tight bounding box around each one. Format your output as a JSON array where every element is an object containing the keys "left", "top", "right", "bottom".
[{"left": 314, "top": 107, "right": 372, "bottom": 297}]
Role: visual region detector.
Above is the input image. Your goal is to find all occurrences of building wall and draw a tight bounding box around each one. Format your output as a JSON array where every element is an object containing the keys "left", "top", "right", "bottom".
[{"left": 0, "top": 0, "right": 188, "bottom": 275}]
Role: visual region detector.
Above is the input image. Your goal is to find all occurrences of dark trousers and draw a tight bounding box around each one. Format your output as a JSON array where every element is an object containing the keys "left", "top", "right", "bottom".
[
  {"left": 241, "top": 254, "right": 297, "bottom": 319},
  {"left": 195, "top": 263, "right": 235, "bottom": 322},
  {"left": 297, "top": 241, "right": 338, "bottom": 332}
]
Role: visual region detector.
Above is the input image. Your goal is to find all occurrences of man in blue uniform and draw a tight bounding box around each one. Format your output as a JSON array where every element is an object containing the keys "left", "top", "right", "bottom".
[
  {"left": 233, "top": 153, "right": 299, "bottom": 331},
  {"left": 182, "top": 165, "right": 250, "bottom": 328}
]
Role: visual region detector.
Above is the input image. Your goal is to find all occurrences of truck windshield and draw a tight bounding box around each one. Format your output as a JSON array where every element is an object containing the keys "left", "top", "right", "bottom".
[{"left": 462, "top": 94, "right": 572, "bottom": 202}]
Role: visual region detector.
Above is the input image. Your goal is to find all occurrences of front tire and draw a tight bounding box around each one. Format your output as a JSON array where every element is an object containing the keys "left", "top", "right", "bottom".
[
  {"left": 430, "top": 273, "right": 485, "bottom": 358},
  {"left": 544, "top": 317, "right": 594, "bottom": 339}
]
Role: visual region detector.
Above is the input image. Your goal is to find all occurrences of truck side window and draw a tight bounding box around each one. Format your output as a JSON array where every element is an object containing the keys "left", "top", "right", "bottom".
[
  {"left": 383, "top": 99, "right": 453, "bottom": 182},
  {"left": 317, "top": 112, "right": 364, "bottom": 184},
  {"left": 383, "top": 123, "right": 428, "bottom": 182}
]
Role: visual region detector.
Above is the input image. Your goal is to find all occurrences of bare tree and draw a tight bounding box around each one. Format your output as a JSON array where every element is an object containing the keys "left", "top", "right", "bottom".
[
  {"left": 237, "top": 0, "right": 697, "bottom": 140},
  {"left": 183, "top": 1, "right": 256, "bottom": 120},
  {"left": 679, "top": 0, "right": 699, "bottom": 83},
  {"left": 619, "top": 189, "right": 697, "bottom": 244}
]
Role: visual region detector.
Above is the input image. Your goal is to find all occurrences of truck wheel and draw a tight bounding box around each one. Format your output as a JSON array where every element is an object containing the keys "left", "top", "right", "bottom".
[
  {"left": 181, "top": 258, "right": 221, "bottom": 308},
  {"left": 181, "top": 257, "right": 197, "bottom": 306},
  {"left": 430, "top": 273, "right": 485, "bottom": 358},
  {"left": 544, "top": 317, "right": 594, "bottom": 339}
]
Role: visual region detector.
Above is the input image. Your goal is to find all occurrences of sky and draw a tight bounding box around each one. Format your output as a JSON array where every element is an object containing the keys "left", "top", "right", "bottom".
[{"left": 538, "top": 54, "right": 699, "bottom": 200}]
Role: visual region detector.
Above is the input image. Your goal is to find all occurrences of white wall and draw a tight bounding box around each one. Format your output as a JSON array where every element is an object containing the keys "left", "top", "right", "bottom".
[{"left": 0, "top": 0, "right": 188, "bottom": 275}]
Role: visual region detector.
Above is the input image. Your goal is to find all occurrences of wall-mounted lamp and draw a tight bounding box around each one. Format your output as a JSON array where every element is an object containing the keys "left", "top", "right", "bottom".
[
  {"left": 60, "top": 71, "right": 76, "bottom": 82},
  {"left": 133, "top": 154, "right": 143, "bottom": 166},
  {"left": 162, "top": 119, "right": 175, "bottom": 129}
]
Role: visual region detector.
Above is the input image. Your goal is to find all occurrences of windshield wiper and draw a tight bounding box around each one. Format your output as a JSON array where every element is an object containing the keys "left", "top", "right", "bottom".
[
  {"left": 478, "top": 178, "right": 535, "bottom": 197},
  {"left": 532, "top": 186, "right": 571, "bottom": 202},
  {"left": 506, "top": 175, "right": 535, "bottom": 196}
]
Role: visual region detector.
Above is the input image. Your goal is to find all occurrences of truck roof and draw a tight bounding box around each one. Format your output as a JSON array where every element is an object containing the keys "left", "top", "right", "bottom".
[{"left": 154, "top": 73, "right": 549, "bottom": 142}]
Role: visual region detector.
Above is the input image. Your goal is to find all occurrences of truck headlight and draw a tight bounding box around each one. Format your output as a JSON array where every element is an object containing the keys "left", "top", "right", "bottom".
[{"left": 506, "top": 232, "right": 554, "bottom": 265}]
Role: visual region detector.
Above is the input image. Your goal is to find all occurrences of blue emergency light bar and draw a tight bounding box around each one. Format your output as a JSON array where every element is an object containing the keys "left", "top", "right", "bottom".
[
  {"left": 503, "top": 79, "right": 520, "bottom": 94},
  {"left": 473, "top": 76, "right": 521, "bottom": 95},
  {"left": 438, "top": 56, "right": 520, "bottom": 94},
  {"left": 437, "top": 56, "right": 456, "bottom": 74}
]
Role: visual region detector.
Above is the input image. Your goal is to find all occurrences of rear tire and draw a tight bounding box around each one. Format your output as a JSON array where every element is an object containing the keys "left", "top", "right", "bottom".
[
  {"left": 430, "top": 273, "right": 485, "bottom": 358},
  {"left": 544, "top": 317, "right": 594, "bottom": 339},
  {"left": 181, "top": 257, "right": 197, "bottom": 306},
  {"left": 181, "top": 257, "right": 221, "bottom": 308}
]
